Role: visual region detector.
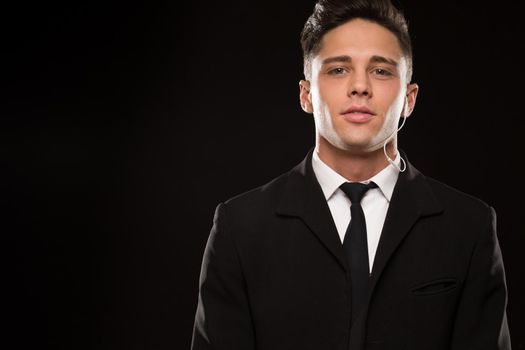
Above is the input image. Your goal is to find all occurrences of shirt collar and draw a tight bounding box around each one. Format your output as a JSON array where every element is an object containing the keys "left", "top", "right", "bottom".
[{"left": 312, "top": 150, "right": 400, "bottom": 202}]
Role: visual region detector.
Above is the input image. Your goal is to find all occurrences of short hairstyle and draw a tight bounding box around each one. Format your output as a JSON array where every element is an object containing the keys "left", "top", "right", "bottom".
[{"left": 300, "top": 0, "right": 413, "bottom": 81}]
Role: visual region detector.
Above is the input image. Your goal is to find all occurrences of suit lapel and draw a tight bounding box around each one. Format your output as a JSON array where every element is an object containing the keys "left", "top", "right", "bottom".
[
  {"left": 274, "top": 150, "right": 444, "bottom": 282},
  {"left": 276, "top": 150, "right": 349, "bottom": 272},
  {"left": 369, "top": 156, "right": 443, "bottom": 293}
]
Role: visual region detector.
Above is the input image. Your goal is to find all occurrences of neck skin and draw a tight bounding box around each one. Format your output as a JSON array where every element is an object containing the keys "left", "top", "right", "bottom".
[{"left": 316, "top": 136, "right": 398, "bottom": 182}]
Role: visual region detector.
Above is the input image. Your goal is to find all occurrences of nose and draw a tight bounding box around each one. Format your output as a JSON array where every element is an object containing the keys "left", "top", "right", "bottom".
[{"left": 347, "top": 70, "right": 371, "bottom": 97}]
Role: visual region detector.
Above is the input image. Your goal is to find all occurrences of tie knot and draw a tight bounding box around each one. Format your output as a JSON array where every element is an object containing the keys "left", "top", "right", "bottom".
[{"left": 340, "top": 181, "right": 378, "bottom": 204}]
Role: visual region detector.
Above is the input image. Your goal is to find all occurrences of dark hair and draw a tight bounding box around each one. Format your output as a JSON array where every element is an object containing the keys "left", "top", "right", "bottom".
[{"left": 300, "top": 0, "right": 413, "bottom": 81}]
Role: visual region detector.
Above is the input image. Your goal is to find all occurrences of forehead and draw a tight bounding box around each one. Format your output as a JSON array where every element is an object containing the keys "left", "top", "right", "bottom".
[{"left": 316, "top": 18, "right": 404, "bottom": 64}]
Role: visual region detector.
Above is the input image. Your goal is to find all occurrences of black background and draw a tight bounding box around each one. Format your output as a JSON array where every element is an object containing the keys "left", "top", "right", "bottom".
[{"left": 3, "top": 0, "right": 524, "bottom": 349}]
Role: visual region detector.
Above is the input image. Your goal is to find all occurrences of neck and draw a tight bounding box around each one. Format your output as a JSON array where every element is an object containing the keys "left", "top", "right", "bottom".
[{"left": 316, "top": 139, "right": 398, "bottom": 182}]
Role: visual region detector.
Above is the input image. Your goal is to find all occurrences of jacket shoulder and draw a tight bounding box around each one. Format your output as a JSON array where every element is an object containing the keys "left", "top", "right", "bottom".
[
  {"left": 425, "top": 175, "right": 493, "bottom": 214},
  {"left": 222, "top": 169, "right": 291, "bottom": 213}
]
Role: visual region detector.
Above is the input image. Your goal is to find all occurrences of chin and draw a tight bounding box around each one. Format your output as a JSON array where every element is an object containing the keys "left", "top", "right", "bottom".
[
  {"left": 332, "top": 141, "right": 371, "bottom": 154},
  {"left": 339, "top": 136, "right": 374, "bottom": 149},
  {"left": 339, "top": 137, "right": 387, "bottom": 153}
]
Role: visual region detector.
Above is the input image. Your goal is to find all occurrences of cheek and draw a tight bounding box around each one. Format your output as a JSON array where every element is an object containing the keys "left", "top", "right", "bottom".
[
  {"left": 376, "top": 88, "right": 405, "bottom": 116},
  {"left": 316, "top": 82, "right": 344, "bottom": 113}
]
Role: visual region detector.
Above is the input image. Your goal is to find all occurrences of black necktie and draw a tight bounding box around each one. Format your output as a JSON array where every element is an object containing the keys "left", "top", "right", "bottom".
[{"left": 340, "top": 181, "right": 378, "bottom": 324}]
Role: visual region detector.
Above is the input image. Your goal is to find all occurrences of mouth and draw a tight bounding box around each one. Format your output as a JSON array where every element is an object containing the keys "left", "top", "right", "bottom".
[{"left": 341, "top": 106, "right": 376, "bottom": 123}]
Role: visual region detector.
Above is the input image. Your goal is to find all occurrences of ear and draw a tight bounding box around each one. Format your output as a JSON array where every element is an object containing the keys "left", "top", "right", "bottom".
[
  {"left": 299, "top": 80, "right": 313, "bottom": 114},
  {"left": 402, "top": 83, "right": 419, "bottom": 118}
]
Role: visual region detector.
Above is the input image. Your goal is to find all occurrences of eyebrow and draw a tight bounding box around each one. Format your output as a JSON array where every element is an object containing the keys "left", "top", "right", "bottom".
[
  {"left": 370, "top": 55, "right": 399, "bottom": 67},
  {"left": 321, "top": 55, "right": 352, "bottom": 65},
  {"left": 321, "top": 55, "right": 399, "bottom": 67}
]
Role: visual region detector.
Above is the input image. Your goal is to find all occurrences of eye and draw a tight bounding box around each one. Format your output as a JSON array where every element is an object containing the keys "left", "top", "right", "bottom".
[
  {"left": 372, "top": 68, "right": 393, "bottom": 77},
  {"left": 327, "top": 67, "right": 347, "bottom": 75}
]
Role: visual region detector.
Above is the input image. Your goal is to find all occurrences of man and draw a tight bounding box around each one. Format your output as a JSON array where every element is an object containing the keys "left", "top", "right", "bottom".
[{"left": 191, "top": 0, "right": 511, "bottom": 349}]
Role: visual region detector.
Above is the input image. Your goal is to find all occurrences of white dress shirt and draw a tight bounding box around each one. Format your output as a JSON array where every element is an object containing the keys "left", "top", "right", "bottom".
[{"left": 311, "top": 150, "right": 401, "bottom": 271}]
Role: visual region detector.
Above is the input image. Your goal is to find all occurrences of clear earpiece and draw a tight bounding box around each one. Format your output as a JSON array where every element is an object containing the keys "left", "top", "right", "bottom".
[{"left": 383, "top": 115, "right": 407, "bottom": 172}]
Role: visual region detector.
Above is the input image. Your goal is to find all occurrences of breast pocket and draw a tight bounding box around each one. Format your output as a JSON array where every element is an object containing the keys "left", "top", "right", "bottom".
[{"left": 411, "top": 278, "right": 458, "bottom": 296}]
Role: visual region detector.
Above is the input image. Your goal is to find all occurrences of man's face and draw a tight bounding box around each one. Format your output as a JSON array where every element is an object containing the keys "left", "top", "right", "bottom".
[{"left": 300, "top": 19, "right": 418, "bottom": 154}]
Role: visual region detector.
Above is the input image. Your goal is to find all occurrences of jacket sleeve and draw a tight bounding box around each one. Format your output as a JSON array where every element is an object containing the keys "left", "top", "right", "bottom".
[
  {"left": 191, "top": 202, "right": 255, "bottom": 350},
  {"left": 451, "top": 206, "right": 511, "bottom": 349}
]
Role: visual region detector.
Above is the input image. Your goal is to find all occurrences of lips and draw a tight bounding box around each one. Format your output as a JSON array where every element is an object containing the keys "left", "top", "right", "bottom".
[{"left": 341, "top": 106, "right": 375, "bottom": 123}]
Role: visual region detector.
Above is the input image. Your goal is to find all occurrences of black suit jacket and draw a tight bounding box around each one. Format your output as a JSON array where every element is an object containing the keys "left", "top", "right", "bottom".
[{"left": 191, "top": 150, "right": 511, "bottom": 350}]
